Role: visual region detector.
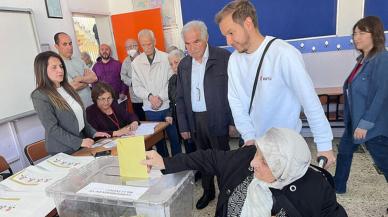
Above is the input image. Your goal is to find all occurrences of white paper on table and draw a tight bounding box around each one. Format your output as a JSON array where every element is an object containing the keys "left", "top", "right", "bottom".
[
  {"left": 77, "top": 182, "right": 148, "bottom": 200},
  {"left": 0, "top": 166, "right": 67, "bottom": 192},
  {"left": 102, "top": 140, "right": 117, "bottom": 148},
  {"left": 0, "top": 191, "right": 55, "bottom": 217},
  {"left": 36, "top": 153, "right": 94, "bottom": 172},
  {"left": 117, "top": 95, "right": 128, "bottom": 104},
  {"left": 92, "top": 139, "right": 113, "bottom": 148},
  {"left": 132, "top": 123, "right": 158, "bottom": 136}
]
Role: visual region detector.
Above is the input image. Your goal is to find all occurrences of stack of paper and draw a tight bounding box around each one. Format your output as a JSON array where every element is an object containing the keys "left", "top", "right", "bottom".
[
  {"left": 0, "top": 191, "right": 54, "bottom": 217},
  {"left": 0, "top": 166, "right": 67, "bottom": 192},
  {"left": 36, "top": 153, "right": 94, "bottom": 172},
  {"left": 132, "top": 123, "right": 158, "bottom": 136}
]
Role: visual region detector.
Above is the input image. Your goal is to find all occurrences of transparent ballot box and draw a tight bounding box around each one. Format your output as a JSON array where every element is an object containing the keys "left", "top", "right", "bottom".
[{"left": 46, "top": 156, "right": 194, "bottom": 217}]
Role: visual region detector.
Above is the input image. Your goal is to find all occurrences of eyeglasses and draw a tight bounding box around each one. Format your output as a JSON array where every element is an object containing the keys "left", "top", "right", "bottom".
[
  {"left": 126, "top": 44, "right": 138, "bottom": 49},
  {"left": 97, "top": 97, "right": 113, "bottom": 102},
  {"left": 352, "top": 31, "right": 370, "bottom": 37}
]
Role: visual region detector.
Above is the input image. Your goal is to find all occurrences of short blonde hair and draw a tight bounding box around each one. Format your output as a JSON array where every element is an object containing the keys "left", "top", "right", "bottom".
[{"left": 215, "top": 0, "right": 258, "bottom": 29}]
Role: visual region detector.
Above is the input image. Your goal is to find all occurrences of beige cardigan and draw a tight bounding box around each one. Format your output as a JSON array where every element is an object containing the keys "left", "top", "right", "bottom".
[{"left": 131, "top": 48, "right": 172, "bottom": 111}]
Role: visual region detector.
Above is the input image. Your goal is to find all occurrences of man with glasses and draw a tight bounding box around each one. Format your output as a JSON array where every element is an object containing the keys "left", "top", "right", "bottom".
[
  {"left": 121, "top": 38, "right": 145, "bottom": 120},
  {"left": 175, "top": 20, "right": 234, "bottom": 209}
]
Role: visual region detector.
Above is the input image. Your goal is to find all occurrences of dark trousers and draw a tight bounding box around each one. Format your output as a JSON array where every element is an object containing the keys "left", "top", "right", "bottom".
[
  {"left": 172, "top": 106, "right": 196, "bottom": 154},
  {"left": 334, "top": 127, "right": 388, "bottom": 193},
  {"left": 145, "top": 109, "right": 181, "bottom": 157},
  {"left": 193, "top": 112, "right": 230, "bottom": 193},
  {"left": 133, "top": 102, "right": 146, "bottom": 121}
]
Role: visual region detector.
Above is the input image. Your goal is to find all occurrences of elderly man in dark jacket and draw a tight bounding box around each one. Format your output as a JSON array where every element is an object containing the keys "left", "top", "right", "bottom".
[{"left": 176, "top": 20, "right": 234, "bottom": 209}]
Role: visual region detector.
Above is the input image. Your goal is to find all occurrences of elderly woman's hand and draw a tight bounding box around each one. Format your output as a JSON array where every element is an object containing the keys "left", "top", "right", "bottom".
[
  {"left": 94, "top": 132, "right": 111, "bottom": 138},
  {"left": 113, "top": 127, "right": 134, "bottom": 137},
  {"left": 142, "top": 150, "right": 165, "bottom": 172},
  {"left": 128, "top": 121, "right": 139, "bottom": 131}
]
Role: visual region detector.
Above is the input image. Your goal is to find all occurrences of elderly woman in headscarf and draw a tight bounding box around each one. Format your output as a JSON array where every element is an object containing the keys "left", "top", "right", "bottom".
[{"left": 143, "top": 128, "right": 347, "bottom": 217}]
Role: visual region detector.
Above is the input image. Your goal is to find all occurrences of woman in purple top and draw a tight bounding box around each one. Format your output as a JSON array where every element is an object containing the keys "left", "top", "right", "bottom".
[{"left": 86, "top": 82, "right": 139, "bottom": 137}]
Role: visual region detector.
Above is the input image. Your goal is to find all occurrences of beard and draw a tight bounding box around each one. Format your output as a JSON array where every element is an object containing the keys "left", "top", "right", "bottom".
[{"left": 101, "top": 52, "right": 110, "bottom": 60}]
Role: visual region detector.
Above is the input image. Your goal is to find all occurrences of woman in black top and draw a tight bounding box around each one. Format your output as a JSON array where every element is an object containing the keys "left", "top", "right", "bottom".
[{"left": 143, "top": 128, "right": 347, "bottom": 217}]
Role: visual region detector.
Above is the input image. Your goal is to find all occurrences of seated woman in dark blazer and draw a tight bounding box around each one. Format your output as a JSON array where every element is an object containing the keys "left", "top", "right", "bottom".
[
  {"left": 31, "top": 51, "right": 110, "bottom": 155},
  {"left": 86, "top": 82, "right": 139, "bottom": 137},
  {"left": 144, "top": 128, "right": 347, "bottom": 217}
]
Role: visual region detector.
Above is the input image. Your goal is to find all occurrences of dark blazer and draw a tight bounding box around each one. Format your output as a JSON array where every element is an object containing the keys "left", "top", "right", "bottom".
[
  {"left": 176, "top": 46, "right": 233, "bottom": 136},
  {"left": 343, "top": 51, "right": 388, "bottom": 143},
  {"left": 163, "top": 146, "right": 347, "bottom": 217},
  {"left": 86, "top": 102, "right": 139, "bottom": 136},
  {"left": 31, "top": 89, "right": 96, "bottom": 155},
  {"left": 167, "top": 74, "right": 177, "bottom": 118}
]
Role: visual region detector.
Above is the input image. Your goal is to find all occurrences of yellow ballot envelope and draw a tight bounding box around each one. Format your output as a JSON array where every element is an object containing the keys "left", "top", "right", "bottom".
[{"left": 116, "top": 136, "right": 149, "bottom": 179}]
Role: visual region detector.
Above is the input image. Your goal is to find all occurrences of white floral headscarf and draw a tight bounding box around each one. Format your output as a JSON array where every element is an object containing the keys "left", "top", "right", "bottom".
[{"left": 240, "top": 128, "right": 311, "bottom": 217}]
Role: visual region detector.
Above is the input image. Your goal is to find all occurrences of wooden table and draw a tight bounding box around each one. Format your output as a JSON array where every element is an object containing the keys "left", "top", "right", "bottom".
[
  {"left": 314, "top": 87, "right": 344, "bottom": 125},
  {"left": 315, "top": 87, "right": 343, "bottom": 96},
  {"left": 73, "top": 122, "right": 169, "bottom": 157}
]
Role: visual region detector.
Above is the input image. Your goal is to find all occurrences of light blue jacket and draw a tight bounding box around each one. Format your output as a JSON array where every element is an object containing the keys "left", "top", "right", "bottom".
[{"left": 343, "top": 50, "right": 388, "bottom": 144}]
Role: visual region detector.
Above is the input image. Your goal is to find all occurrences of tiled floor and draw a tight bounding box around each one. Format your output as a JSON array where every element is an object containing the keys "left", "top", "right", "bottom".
[{"left": 190, "top": 138, "right": 388, "bottom": 217}]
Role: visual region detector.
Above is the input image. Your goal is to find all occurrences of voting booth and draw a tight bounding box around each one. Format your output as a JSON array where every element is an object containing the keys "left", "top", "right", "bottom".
[{"left": 46, "top": 156, "right": 194, "bottom": 217}]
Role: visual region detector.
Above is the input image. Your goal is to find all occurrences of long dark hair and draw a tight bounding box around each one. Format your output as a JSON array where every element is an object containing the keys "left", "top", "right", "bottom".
[
  {"left": 353, "top": 16, "right": 386, "bottom": 58},
  {"left": 32, "top": 51, "right": 83, "bottom": 110}
]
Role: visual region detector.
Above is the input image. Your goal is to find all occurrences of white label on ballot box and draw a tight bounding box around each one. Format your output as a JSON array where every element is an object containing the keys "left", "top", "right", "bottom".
[{"left": 77, "top": 182, "right": 148, "bottom": 200}]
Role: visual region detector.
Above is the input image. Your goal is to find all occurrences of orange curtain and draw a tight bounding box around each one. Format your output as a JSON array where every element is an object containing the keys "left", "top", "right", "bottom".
[
  {"left": 111, "top": 8, "right": 165, "bottom": 63},
  {"left": 111, "top": 8, "right": 165, "bottom": 113}
]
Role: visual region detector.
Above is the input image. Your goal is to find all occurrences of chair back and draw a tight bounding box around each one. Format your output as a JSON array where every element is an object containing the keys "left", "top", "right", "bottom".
[
  {"left": 0, "top": 155, "right": 12, "bottom": 174},
  {"left": 24, "top": 140, "right": 48, "bottom": 165}
]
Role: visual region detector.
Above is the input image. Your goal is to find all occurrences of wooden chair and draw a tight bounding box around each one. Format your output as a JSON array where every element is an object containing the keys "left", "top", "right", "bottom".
[
  {"left": 24, "top": 140, "right": 48, "bottom": 165},
  {"left": 0, "top": 155, "right": 13, "bottom": 179}
]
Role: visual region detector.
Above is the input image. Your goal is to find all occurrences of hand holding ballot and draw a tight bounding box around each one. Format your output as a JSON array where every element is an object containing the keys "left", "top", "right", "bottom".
[{"left": 142, "top": 150, "right": 165, "bottom": 172}]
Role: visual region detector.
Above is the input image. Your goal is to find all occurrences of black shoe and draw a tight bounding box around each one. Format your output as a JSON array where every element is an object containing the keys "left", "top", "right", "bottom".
[{"left": 196, "top": 193, "right": 215, "bottom": 209}]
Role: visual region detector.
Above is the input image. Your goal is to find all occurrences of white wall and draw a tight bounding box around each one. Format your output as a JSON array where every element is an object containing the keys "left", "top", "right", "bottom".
[
  {"left": 67, "top": 0, "right": 110, "bottom": 15},
  {"left": 337, "top": 0, "right": 364, "bottom": 36},
  {"left": 0, "top": 0, "right": 132, "bottom": 172},
  {"left": 108, "top": 0, "right": 133, "bottom": 15}
]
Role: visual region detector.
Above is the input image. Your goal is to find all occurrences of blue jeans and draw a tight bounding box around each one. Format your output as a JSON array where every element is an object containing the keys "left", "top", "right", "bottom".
[
  {"left": 145, "top": 109, "right": 181, "bottom": 157},
  {"left": 334, "top": 130, "right": 388, "bottom": 193}
]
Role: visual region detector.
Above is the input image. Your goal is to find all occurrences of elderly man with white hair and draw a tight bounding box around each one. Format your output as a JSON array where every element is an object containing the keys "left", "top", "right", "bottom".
[
  {"left": 175, "top": 20, "right": 234, "bottom": 209},
  {"left": 131, "top": 29, "right": 181, "bottom": 158}
]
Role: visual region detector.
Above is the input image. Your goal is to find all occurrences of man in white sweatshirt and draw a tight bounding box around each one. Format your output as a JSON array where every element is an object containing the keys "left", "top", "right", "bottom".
[{"left": 215, "top": 0, "right": 336, "bottom": 167}]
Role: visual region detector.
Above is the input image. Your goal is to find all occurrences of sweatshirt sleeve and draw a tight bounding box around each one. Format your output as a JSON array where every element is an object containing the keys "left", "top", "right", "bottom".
[
  {"left": 227, "top": 56, "right": 256, "bottom": 142},
  {"left": 281, "top": 48, "right": 333, "bottom": 151}
]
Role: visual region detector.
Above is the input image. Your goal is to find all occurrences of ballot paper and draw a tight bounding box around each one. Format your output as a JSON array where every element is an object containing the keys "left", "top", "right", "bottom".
[
  {"left": 92, "top": 138, "right": 114, "bottom": 148},
  {"left": 36, "top": 153, "right": 94, "bottom": 172},
  {"left": 77, "top": 182, "right": 148, "bottom": 200},
  {"left": 116, "top": 136, "right": 148, "bottom": 179},
  {"left": 0, "top": 166, "right": 67, "bottom": 192},
  {"left": 118, "top": 95, "right": 128, "bottom": 104},
  {"left": 0, "top": 191, "right": 55, "bottom": 217},
  {"left": 133, "top": 123, "right": 158, "bottom": 136}
]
